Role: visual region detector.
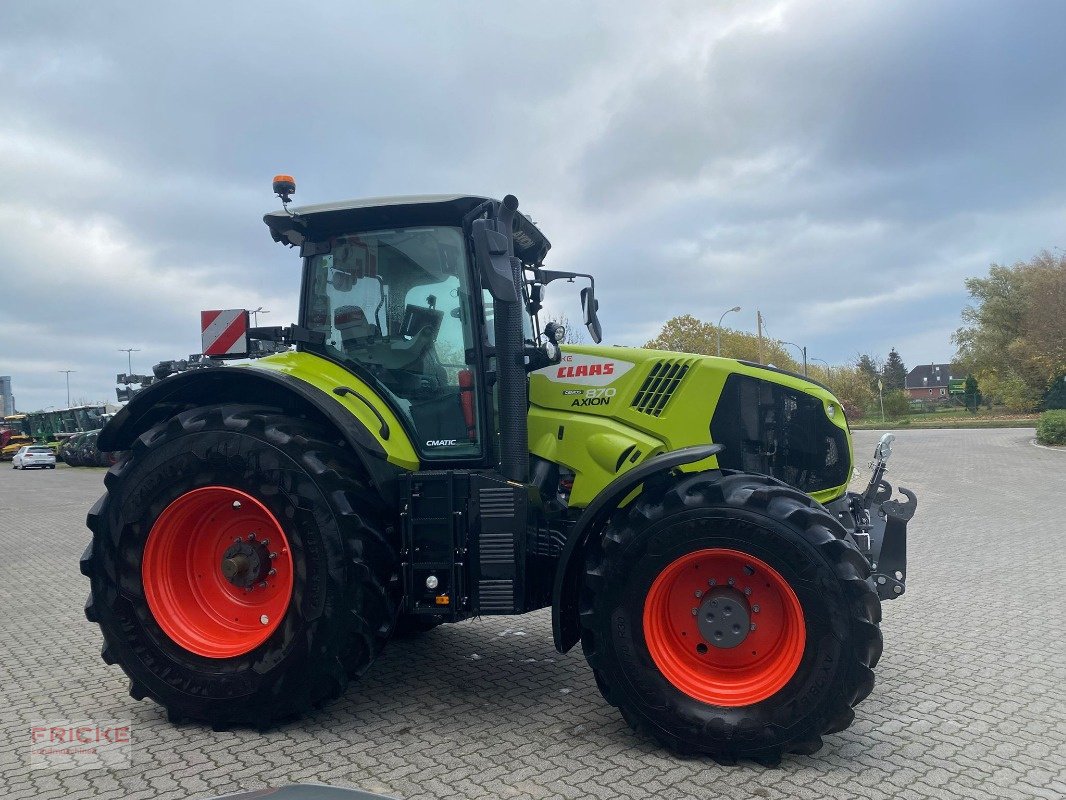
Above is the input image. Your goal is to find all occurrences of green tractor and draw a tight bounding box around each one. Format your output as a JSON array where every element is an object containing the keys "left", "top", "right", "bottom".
[{"left": 82, "top": 180, "right": 915, "bottom": 762}]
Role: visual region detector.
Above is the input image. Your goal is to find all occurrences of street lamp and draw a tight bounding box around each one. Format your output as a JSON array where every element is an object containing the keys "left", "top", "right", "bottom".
[
  {"left": 716, "top": 306, "right": 742, "bottom": 357},
  {"left": 58, "top": 370, "right": 75, "bottom": 408},
  {"left": 781, "top": 341, "right": 808, "bottom": 376},
  {"left": 810, "top": 358, "right": 831, "bottom": 382},
  {"left": 118, "top": 348, "right": 140, "bottom": 375}
]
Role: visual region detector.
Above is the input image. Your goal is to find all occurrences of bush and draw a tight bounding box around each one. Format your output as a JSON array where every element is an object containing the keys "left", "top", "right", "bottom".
[
  {"left": 1037, "top": 410, "right": 1066, "bottom": 445},
  {"left": 881, "top": 390, "right": 911, "bottom": 419},
  {"left": 823, "top": 364, "right": 875, "bottom": 422},
  {"left": 1000, "top": 374, "right": 1043, "bottom": 412}
]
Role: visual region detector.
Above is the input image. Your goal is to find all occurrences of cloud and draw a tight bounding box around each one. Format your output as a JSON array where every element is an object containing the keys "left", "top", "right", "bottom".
[{"left": 1, "top": 0, "right": 1065, "bottom": 410}]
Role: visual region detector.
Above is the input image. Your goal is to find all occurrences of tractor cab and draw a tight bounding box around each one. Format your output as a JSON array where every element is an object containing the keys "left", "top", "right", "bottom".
[{"left": 263, "top": 192, "right": 587, "bottom": 467}]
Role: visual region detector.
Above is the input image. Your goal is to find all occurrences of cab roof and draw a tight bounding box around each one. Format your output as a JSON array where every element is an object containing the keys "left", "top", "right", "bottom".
[{"left": 264, "top": 194, "right": 551, "bottom": 264}]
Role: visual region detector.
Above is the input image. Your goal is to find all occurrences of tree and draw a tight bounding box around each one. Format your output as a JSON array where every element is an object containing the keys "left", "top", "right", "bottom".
[
  {"left": 644, "top": 315, "right": 800, "bottom": 371},
  {"left": 1046, "top": 376, "right": 1066, "bottom": 410},
  {"left": 963, "top": 374, "right": 981, "bottom": 414},
  {"left": 882, "top": 349, "right": 906, "bottom": 392},
  {"left": 954, "top": 250, "right": 1066, "bottom": 411},
  {"left": 856, "top": 353, "right": 882, "bottom": 392}
]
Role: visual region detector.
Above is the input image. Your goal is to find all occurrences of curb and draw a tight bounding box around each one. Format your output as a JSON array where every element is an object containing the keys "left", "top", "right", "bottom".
[{"left": 1030, "top": 438, "right": 1066, "bottom": 452}]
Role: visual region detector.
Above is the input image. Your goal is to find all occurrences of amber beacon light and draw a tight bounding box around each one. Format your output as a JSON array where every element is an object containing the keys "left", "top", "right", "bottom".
[{"left": 272, "top": 174, "right": 296, "bottom": 203}]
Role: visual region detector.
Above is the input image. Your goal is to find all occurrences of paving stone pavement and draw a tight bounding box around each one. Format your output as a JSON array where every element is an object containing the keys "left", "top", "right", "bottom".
[{"left": 0, "top": 428, "right": 1064, "bottom": 800}]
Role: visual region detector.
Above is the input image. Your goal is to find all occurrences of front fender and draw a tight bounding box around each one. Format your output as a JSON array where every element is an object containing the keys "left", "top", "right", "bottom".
[{"left": 551, "top": 443, "right": 723, "bottom": 653}]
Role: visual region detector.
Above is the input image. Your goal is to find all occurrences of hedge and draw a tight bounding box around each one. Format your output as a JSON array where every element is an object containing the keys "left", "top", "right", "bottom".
[{"left": 1036, "top": 410, "right": 1066, "bottom": 445}]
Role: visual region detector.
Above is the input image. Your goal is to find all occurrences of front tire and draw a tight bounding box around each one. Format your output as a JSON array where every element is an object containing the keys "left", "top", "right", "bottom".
[
  {"left": 580, "top": 471, "right": 882, "bottom": 763},
  {"left": 391, "top": 615, "right": 442, "bottom": 637},
  {"left": 81, "top": 404, "right": 399, "bottom": 728}
]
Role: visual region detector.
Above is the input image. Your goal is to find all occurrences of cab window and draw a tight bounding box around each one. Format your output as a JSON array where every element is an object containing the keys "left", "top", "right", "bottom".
[{"left": 304, "top": 226, "right": 482, "bottom": 458}]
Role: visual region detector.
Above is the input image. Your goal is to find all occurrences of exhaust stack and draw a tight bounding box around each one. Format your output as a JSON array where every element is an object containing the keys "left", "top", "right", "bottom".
[{"left": 471, "top": 194, "right": 529, "bottom": 483}]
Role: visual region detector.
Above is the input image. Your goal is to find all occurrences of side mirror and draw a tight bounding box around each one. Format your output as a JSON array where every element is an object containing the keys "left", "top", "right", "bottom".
[
  {"left": 580, "top": 286, "right": 603, "bottom": 343},
  {"left": 330, "top": 269, "right": 353, "bottom": 293}
]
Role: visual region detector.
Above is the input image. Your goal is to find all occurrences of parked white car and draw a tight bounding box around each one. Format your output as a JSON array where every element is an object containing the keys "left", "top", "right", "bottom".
[{"left": 12, "top": 445, "right": 57, "bottom": 470}]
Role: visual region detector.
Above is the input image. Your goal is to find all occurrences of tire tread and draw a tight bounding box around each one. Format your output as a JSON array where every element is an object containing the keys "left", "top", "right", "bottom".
[{"left": 580, "top": 470, "right": 882, "bottom": 761}]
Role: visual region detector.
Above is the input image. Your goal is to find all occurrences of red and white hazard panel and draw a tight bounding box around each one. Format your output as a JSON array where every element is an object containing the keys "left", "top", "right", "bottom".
[{"left": 201, "top": 309, "right": 250, "bottom": 357}]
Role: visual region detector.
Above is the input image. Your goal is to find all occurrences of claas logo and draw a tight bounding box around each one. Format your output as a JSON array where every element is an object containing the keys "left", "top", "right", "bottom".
[{"left": 556, "top": 362, "right": 614, "bottom": 379}]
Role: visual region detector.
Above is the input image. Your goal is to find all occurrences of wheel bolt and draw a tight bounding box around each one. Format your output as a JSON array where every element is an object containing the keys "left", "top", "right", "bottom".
[
  {"left": 707, "top": 578, "right": 717, "bottom": 587},
  {"left": 750, "top": 623, "right": 757, "bottom": 631},
  {"left": 268, "top": 569, "right": 277, "bottom": 577},
  {"left": 232, "top": 501, "right": 241, "bottom": 509},
  {"left": 743, "top": 587, "right": 752, "bottom": 596},
  {"left": 893, "top": 585, "right": 903, "bottom": 594},
  {"left": 691, "top": 608, "right": 698, "bottom": 616},
  {"left": 752, "top": 605, "right": 760, "bottom": 613},
  {"left": 694, "top": 590, "right": 703, "bottom": 599},
  {"left": 261, "top": 539, "right": 269, "bottom": 547},
  {"left": 727, "top": 578, "right": 735, "bottom": 586},
  {"left": 248, "top": 533, "right": 256, "bottom": 540},
  {"left": 234, "top": 538, "right": 242, "bottom": 544},
  {"left": 260, "top": 614, "right": 269, "bottom": 625},
  {"left": 269, "top": 552, "right": 277, "bottom": 560}
]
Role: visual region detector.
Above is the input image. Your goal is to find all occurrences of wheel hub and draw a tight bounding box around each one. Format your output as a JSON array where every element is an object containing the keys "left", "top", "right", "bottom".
[
  {"left": 220, "top": 537, "right": 272, "bottom": 589},
  {"left": 696, "top": 588, "right": 750, "bottom": 649}
]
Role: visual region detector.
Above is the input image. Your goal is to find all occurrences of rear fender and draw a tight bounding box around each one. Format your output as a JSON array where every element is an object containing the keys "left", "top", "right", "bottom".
[
  {"left": 99, "top": 366, "right": 409, "bottom": 501},
  {"left": 551, "top": 444, "right": 723, "bottom": 653}
]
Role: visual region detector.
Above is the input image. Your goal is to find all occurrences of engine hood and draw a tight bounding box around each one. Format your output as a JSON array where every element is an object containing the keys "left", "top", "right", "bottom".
[{"left": 528, "top": 345, "right": 853, "bottom": 505}]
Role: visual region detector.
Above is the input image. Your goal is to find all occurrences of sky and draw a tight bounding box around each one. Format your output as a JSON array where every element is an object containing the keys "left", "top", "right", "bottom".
[{"left": 1, "top": 0, "right": 1064, "bottom": 411}]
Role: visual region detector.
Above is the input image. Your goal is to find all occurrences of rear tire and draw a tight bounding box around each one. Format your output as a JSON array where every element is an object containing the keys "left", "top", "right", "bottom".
[
  {"left": 580, "top": 471, "right": 882, "bottom": 763},
  {"left": 81, "top": 404, "right": 400, "bottom": 728}
]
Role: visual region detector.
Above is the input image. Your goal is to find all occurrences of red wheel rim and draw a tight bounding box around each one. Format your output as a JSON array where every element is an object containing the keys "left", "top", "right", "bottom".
[
  {"left": 142, "top": 486, "right": 294, "bottom": 659},
  {"left": 643, "top": 548, "right": 805, "bottom": 706}
]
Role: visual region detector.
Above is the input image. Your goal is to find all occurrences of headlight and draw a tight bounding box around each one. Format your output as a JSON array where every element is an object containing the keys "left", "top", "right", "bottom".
[{"left": 826, "top": 403, "right": 836, "bottom": 418}]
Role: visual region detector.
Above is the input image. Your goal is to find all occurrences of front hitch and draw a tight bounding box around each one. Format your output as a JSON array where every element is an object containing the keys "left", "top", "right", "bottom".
[
  {"left": 868, "top": 483, "right": 916, "bottom": 600},
  {"left": 828, "top": 433, "right": 917, "bottom": 601}
]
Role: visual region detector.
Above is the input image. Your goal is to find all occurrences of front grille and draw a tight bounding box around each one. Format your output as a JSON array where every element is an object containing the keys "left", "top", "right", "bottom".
[
  {"left": 710, "top": 373, "right": 850, "bottom": 494},
  {"left": 631, "top": 359, "right": 694, "bottom": 416}
]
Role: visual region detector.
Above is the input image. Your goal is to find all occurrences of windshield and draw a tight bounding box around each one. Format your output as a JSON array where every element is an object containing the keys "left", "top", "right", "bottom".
[{"left": 304, "top": 226, "right": 483, "bottom": 458}]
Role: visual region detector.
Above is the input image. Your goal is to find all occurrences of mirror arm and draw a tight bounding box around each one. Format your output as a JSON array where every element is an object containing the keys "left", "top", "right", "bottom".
[{"left": 533, "top": 268, "right": 594, "bottom": 285}]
